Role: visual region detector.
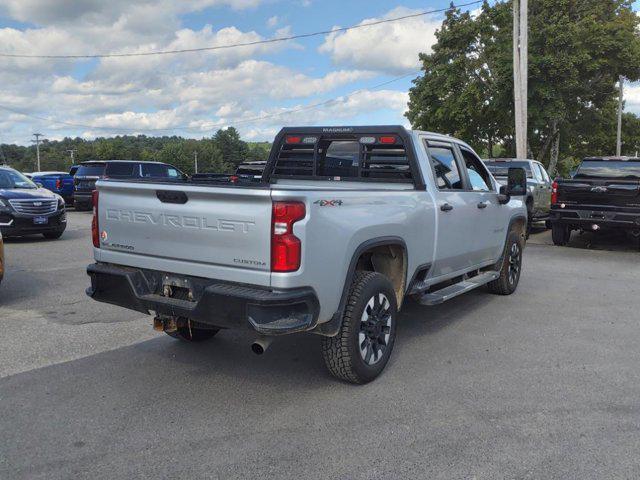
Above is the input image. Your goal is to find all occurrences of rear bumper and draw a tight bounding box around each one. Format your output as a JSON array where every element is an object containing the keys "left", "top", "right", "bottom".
[
  {"left": 86, "top": 263, "right": 320, "bottom": 335},
  {"left": 551, "top": 206, "right": 640, "bottom": 230},
  {"left": 74, "top": 191, "right": 93, "bottom": 207},
  {"left": 0, "top": 209, "right": 66, "bottom": 237}
]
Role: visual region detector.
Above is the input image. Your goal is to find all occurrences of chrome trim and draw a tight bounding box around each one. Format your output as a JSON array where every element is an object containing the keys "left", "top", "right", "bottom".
[
  {"left": 8, "top": 199, "right": 57, "bottom": 216},
  {"left": 0, "top": 219, "right": 14, "bottom": 227}
]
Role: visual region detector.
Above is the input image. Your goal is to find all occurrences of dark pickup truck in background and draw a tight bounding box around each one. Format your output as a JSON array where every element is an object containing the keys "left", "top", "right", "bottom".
[
  {"left": 74, "top": 161, "right": 106, "bottom": 211},
  {"left": 550, "top": 156, "right": 640, "bottom": 245}
]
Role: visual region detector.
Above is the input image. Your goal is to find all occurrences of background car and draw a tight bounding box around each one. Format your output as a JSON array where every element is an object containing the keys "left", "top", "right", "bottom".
[
  {"left": 74, "top": 160, "right": 186, "bottom": 211},
  {"left": 483, "top": 158, "right": 553, "bottom": 234},
  {"left": 30, "top": 171, "right": 75, "bottom": 204},
  {"left": 103, "top": 160, "right": 186, "bottom": 180},
  {"left": 73, "top": 161, "right": 106, "bottom": 211},
  {"left": 0, "top": 166, "right": 67, "bottom": 239}
]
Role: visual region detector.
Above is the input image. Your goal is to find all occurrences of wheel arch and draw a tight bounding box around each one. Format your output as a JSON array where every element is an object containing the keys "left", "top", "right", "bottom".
[{"left": 311, "top": 236, "right": 407, "bottom": 337}]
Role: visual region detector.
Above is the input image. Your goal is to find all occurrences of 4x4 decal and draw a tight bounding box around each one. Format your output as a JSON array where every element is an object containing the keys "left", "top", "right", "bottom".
[{"left": 313, "top": 200, "right": 343, "bottom": 207}]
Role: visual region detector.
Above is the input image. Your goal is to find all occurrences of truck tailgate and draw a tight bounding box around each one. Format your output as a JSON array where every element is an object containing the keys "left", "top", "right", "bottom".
[
  {"left": 95, "top": 181, "right": 273, "bottom": 284},
  {"left": 558, "top": 179, "right": 640, "bottom": 208}
]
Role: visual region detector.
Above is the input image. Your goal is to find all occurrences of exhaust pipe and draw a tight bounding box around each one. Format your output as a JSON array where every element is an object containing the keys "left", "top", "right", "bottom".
[{"left": 251, "top": 336, "right": 274, "bottom": 355}]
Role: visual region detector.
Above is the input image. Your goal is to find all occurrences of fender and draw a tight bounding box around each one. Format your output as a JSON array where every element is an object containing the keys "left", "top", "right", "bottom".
[
  {"left": 311, "top": 236, "right": 407, "bottom": 337},
  {"left": 492, "top": 214, "right": 527, "bottom": 269}
]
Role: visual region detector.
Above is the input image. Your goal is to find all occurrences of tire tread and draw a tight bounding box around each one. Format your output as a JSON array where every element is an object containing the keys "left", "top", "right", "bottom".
[{"left": 321, "top": 271, "right": 383, "bottom": 384}]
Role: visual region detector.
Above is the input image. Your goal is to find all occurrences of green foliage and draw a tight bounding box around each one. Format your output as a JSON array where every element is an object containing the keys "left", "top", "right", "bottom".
[
  {"left": 406, "top": 0, "right": 640, "bottom": 166},
  {"left": 0, "top": 128, "right": 272, "bottom": 174}
]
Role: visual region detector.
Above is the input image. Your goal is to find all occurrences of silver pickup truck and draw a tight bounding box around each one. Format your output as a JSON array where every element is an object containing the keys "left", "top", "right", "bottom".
[{"left": 86, "top": 126, "right": 528, "bottom": 383}]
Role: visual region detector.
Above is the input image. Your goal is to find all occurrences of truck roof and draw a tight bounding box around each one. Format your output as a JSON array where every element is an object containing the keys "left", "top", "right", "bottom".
[{"left": 583, "top": 156, "right": 640, "bottom": 162}]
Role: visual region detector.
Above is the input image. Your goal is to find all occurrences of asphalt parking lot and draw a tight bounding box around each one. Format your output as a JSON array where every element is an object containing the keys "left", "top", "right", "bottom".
[{"left": 1, "top": 211, "right": 640, "bottom": 479}]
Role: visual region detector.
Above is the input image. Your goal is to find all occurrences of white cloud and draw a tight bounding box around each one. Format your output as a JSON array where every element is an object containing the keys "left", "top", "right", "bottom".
[
  {"left": 267, "top": 15, "right": 279, "bottom": 28},
  {"left": 0, "top": 1, "right": 413, "bottom": 144},
  {"left": 318, "top": 6, "right": 440, "bottom": 74}
]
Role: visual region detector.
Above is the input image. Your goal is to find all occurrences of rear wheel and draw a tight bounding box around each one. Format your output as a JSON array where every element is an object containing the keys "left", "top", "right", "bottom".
[
  {"left": 165, "top": 319, "right": 219, "bottom": 342},
  {"left": 488, "top": 230, "right": 523, "bottom": 295},
  {"left": 322, "top": 271, "right": 398, "bottom": 384},
  {"left": 551, "top": 223, "right": 571, "bottom": 246}
]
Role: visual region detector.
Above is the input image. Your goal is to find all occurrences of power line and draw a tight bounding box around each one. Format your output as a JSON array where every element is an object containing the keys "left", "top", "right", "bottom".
[
  {"left": 0, "top": 1, "right": 482, "bottom": 59},
  {"left": 0, "top": 72, "right": 418, "bottom": 133}
]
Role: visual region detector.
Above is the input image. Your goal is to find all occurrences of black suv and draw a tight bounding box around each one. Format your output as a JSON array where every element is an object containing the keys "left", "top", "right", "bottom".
[
  {"left": 0, "top": 166, "right": 67, "bottom": 239},
  {"left": 74, "top": 160, "right": 185, "bottom": 210}
]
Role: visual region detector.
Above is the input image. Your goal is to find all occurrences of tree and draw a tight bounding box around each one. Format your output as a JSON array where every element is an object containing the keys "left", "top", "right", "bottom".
[
  {"left": 212, "top": 127, "right": 249, "bottom": 167},
  {"left": 1, "top": 132, "right": 270, "bottom": 174},
  {"left": 407, "top": 0, "right": 640, "bottom": 170}
]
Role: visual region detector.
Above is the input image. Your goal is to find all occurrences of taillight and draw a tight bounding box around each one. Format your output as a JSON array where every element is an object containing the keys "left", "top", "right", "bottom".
[
  {"left": 91, "top": 190, "right": 100, "bottom": 248},
  {"left": 271, "top": 201, "right": 305, "bottom": 272},
  {"left": 551, "top": 180, "right": 558, "bottom": 205},
  {"left": 379, "top": 136, "right": 397, "bottom": 144},
  {"left": 55, "top": 178, "right": 62, "bottom": 189}
]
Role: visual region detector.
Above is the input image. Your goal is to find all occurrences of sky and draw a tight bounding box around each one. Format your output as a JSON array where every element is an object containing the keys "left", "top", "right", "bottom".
[{"left": 0, "top": 0, "right": 638, "bottom": 145}]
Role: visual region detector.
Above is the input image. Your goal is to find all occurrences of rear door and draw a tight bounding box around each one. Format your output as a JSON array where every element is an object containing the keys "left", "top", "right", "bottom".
[
  {"left": 425, "top": 141, "right": 484, "bottom": 277},
  {"left": 96, "top": 181, "right": 274, "bottom": 284}
]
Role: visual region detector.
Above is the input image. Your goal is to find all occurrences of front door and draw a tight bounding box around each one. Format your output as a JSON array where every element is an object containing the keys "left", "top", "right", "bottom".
[
  {"left": 425, "top": 141, "right": 485, "bottom": 278},
  {"left": 458, "top": 146, "right": 506, "bottom": 263}
]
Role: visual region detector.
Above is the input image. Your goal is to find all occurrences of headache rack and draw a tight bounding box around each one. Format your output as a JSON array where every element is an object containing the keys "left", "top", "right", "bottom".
[{"left": 264, "top": 126, "right": 424, "bottom": 189}]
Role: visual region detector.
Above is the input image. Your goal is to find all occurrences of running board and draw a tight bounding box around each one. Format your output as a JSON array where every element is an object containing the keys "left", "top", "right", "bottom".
[{"left": 418, "top": 271, "right": 500, "bottom": 306}]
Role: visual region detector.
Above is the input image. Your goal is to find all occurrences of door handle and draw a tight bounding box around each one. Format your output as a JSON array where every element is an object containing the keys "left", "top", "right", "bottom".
[
  {"left": 440, "top": 203, "right": 454, "bottom": 212},
  {"left": 477, "top": 201, "right": 488, "bottom": 209}
]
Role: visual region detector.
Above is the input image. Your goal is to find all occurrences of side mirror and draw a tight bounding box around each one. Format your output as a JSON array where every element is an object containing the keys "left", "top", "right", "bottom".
[
  {"left": 35, "top": 182, "right": 43, "bottom": 188},
  {"left": 497, "top": 167, "right": 527, "bottom": 204}
]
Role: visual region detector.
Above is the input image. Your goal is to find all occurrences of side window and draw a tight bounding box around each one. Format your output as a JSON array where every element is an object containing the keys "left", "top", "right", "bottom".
[
  {"left": 532, "top": 163, "right": 544, "bottom": 182},
  {"left": 460, "top": 148, "right": 493, "bottom": 191},
  {"left": 427, "top": 145, "right": 463, "bottom": 190},
  {"left": 538, "top": 164, "right": 550, "bottom": 183}
]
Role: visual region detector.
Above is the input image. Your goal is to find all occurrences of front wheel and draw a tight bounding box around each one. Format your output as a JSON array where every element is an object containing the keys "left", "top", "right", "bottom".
[
  {"left": 322, "top": 271, "right": 398, "bottom": 384},
  {"left": 488, "top": 230, "right": 524, "bottom": 295}
]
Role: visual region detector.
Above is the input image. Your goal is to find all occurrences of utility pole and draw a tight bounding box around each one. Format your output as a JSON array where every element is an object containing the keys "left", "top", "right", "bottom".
[
  {"left": 616, "top": 75, "right": 624, "bottom": 157},
  {"left": 194, "top": 151, "right": 198, "bottom": 174},
  {"left": 66, "top": 149, "right": 77, "bottom": 166},
  {"left": 513, "top": 0, "right": 528, "bottom": 159},
  {"left": 31, "top": 133, "right": 45, "bottom": 172}
]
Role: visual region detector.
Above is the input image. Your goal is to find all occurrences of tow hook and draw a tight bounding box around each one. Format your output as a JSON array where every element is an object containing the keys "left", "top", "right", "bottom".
[
  {"left": 251, "top": 335, "right": 274, "bottom": 355},
  {"left": 153, "top": 315, "right": 178, "bottom": 333}
]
